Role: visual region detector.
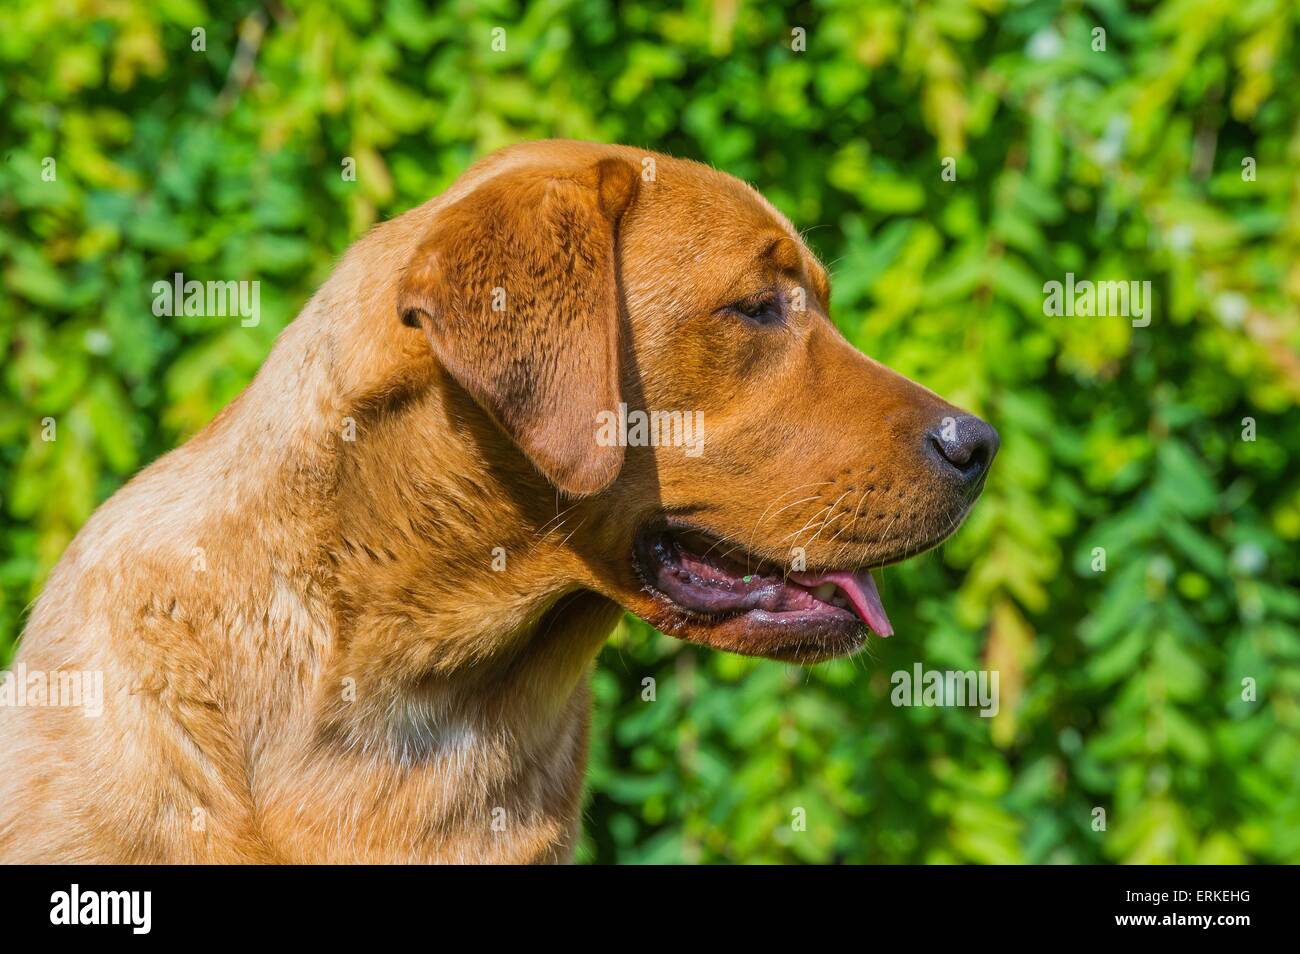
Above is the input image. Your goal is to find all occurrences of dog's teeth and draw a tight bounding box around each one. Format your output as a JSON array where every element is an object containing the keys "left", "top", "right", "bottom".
[{"left": 813, "top": 583, "right": 836, "bottom": 602}]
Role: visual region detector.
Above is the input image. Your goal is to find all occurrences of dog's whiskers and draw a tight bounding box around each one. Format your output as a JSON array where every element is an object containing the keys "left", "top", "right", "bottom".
[
  {"left": 535, "top": 498, "right": 585, "bottom": 540},
  {"left": 781, "top": 501, "right": 837, "bottom": 546},
  {"left": 829, "top": 486, "right": 873, "bottom": 549},
  {"left": 804, "top": 489, "right": 853, "bottom": 550},
  {"left": 744, "top": 480, "right": 835, "bottom": 563}
]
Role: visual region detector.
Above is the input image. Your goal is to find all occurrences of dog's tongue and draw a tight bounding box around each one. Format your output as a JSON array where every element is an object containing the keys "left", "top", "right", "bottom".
[{"left": 791, "top": 569, "right": 894, "bottom": 637}]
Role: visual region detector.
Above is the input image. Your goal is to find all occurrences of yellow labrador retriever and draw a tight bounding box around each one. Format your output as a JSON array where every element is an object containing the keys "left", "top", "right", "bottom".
[{"left": 0, "top": 140, "right": 997, "bottom": 863}]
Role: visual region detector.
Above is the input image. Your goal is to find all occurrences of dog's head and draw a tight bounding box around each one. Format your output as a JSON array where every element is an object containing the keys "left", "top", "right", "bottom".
[{"left": 398, "top": 141, "right": 997, "bottom": 663}]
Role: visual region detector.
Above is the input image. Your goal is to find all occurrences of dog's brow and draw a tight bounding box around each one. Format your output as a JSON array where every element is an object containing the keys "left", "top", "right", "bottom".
[
  {"left": 765, "top": 235, "right": 801, "bottom": 271},
  {"left": 766, "top": 235, "right": 831, "bottom": 309}
]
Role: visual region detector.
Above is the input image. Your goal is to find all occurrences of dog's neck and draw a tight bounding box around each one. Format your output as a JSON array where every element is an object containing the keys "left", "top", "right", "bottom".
[
  {"left": 216, "top": 262, "right": 619, "bottom": 860},
  {"left": 317, "top": 376, "right": 619, "bottom": 753}
]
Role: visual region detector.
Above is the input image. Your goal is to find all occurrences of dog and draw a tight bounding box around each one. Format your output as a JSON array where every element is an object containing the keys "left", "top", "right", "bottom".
[{"left": 0, "top": 140, "right": 997, "bottom": 863}]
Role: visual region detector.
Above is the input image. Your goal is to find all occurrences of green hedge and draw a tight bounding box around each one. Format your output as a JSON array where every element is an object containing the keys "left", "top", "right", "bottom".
[{"left": 2, "top": 0, "right": 1298, "bottom": 863}]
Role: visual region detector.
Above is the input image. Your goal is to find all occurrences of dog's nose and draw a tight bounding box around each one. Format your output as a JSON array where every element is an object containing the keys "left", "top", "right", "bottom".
[{"left": 926, "top": 415, "right": 999, "bottom": 486}]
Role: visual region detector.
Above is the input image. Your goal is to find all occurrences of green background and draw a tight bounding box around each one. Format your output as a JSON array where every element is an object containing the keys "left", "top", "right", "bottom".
[{"left": 3, "top": 0, "right": 1299, "bottom": 863}]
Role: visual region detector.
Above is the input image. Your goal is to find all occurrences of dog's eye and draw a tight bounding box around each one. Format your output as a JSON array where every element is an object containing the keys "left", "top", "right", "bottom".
[{"left": 726, "top": 293, "right": 783, "bottom": 326}]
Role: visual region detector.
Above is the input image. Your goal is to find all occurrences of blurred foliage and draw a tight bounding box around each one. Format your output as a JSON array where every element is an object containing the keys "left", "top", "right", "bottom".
[{"left": 2, "top": 0, "right": 1299, "bottom": 863}]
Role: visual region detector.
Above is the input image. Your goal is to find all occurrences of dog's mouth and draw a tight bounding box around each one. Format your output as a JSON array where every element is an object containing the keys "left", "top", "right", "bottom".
[{"left": 632, "top": 524, "right": 893, "bottom": 640}]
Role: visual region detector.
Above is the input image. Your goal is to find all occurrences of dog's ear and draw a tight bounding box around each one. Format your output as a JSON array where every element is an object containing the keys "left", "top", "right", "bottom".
[{"left": 398, "top": 158, "right": 638, "bottom": 496}]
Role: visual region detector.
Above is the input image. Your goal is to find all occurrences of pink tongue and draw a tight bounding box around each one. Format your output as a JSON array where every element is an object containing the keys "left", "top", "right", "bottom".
[{"left": 790, "top": 569, "right": 894, "bottom": 637}]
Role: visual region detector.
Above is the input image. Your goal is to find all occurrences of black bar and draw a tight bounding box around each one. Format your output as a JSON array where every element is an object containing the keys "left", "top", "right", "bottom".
[{"left": 0, "top": 864, "right": 1282, "bottom": 940}]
